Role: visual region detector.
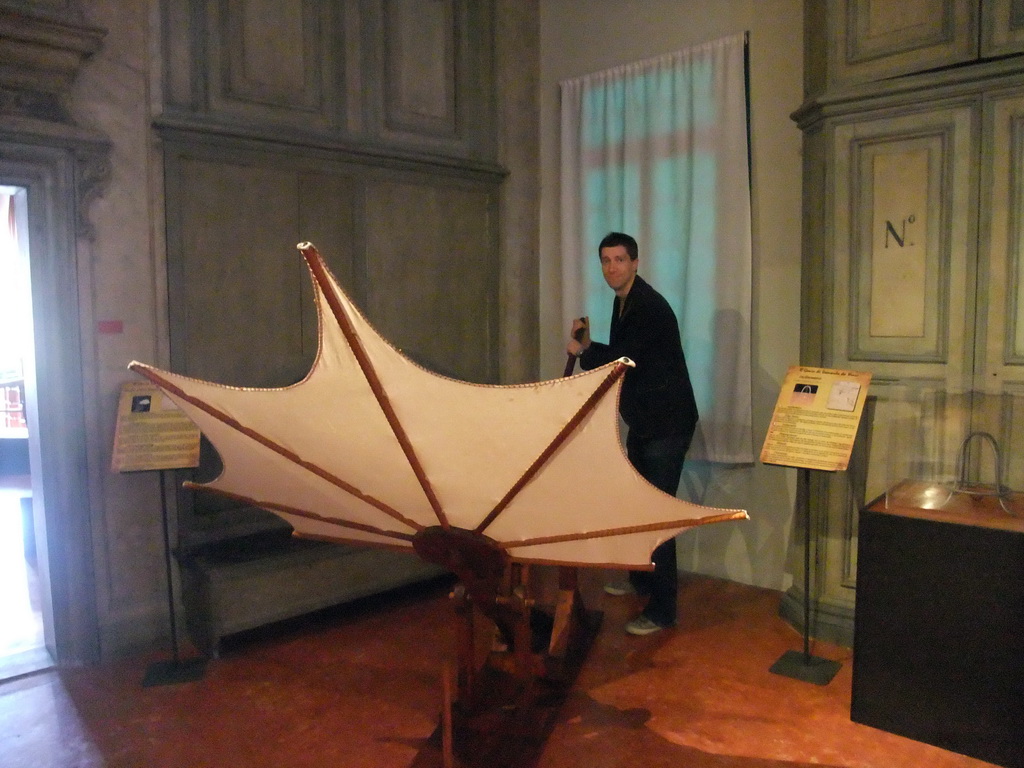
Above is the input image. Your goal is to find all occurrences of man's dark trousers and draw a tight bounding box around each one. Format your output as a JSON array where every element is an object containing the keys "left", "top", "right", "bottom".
[{"left": 625, "top": 429, "right": 694, "bottom": 627}]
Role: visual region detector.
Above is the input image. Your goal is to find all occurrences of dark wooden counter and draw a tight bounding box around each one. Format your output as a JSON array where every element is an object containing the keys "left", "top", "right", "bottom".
[{"left": 852, "top": 481, "right": 1024, "bottom": 768}]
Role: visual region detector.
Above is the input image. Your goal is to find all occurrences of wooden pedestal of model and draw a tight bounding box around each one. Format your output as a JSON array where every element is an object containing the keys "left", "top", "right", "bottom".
[{"left": 412, "top": 564, "right": 601, "bottom": 768}]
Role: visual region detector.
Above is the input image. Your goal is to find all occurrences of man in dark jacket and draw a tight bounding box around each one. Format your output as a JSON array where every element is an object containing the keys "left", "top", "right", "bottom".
[{"left": 566, "top": 231, "right": 698, "bottom": 635}]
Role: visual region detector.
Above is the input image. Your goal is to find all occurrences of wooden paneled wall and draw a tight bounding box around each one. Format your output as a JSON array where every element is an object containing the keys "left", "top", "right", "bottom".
[
  {"left": 158, "top": 0, "right": 506, "bottom": 542},
  {"left": 794, "top": 0, "right": 1024, "bottom": 645}
]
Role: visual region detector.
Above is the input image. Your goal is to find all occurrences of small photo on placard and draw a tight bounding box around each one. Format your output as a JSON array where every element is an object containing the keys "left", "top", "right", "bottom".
[
  {"left": 827, "top": 380, "right": 861, "bottom": 412},
  {"left": 789, "top": 383, "right": 818, "bottom": 407}
]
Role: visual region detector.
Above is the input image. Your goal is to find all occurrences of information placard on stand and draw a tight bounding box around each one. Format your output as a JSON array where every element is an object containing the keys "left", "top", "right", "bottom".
[
  {"left": 761, "top": 366, "right": 871, "bottom": 473},
  {"left": 761, "top": 366, "right": 871, "bottom": 685},
  {"left": 111, "top": 381, "right": 201, "bottom": 472},
  {"left": 112, "top": 381, "right": 206, "bottom": 686}
]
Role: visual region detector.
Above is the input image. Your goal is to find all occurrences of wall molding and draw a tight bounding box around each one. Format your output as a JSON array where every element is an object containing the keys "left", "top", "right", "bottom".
[{"left": 152, "top": 112, "right": 506, "bottom": 184}]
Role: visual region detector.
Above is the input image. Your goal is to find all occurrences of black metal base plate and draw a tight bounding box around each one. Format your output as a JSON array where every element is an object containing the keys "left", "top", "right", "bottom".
[{"left": 769, "top": 650, "right": 841, "bottom": 686}]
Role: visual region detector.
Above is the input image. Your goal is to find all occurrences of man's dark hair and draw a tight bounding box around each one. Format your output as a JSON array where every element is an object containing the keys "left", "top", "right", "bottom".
[{"left": 599, "top": 231, "right": 639, "bottom": 261}]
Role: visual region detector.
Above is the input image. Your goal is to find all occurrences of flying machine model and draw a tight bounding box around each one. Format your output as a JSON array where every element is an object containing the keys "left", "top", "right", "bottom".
[{"left": 130, "top": 242, "right": 748, "bottom": 766}]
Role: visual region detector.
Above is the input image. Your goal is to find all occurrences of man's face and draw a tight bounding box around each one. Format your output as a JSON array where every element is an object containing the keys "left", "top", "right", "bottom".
[{"left": 600, "top": 244, "right": 638, "bottom": 295}]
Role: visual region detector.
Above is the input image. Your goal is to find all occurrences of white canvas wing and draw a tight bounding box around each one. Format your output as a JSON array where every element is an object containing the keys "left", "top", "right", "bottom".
[{"left": 129, "top": 243, "right": 747, "bottom": 566}]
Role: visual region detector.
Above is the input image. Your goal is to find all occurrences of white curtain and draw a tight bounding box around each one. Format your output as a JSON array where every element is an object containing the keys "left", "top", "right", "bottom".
[{"left": 560, "top": 33, "right": 753, "bottom": 464}]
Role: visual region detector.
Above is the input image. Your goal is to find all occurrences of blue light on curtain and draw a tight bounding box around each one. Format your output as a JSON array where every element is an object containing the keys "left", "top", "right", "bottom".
[{"left": 561, "top": 33, "right": 753, "bottom": 464}]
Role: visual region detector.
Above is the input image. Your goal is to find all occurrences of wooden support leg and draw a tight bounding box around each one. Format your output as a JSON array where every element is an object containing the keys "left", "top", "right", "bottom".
[
  {"left": 451, "top": 584, "right": 475, "bottom": 704},
  {"left": 511, "top": 586, "right": 533, "bottom": 683},
  {"left": 441, "top": 661, "right": 454, "bottom": 768},
  {"left": 548, "top": 566, "right": 581, "bottom": 660}
]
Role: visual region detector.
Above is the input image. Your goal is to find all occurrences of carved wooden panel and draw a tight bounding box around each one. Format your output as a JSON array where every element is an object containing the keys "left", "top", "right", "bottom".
[
  {"left": 855, "top": 137, "right": 940, "bottom": 357},
  {"left": 799, "top": 126, "right": 829, "bottom": 365},
  {"left": 829, "top": 0, "right": 978, "bottom": 87},
  {"left": 206, "top": 0, "right": 337, "bottom": 126},
  {"left": 162, "top": 0, "right": 196, "bottom": 109},
  {"left": 1002, "top": 387, "right": 1024, "bottom": 491},
  {"left": 170, "top": 155, "right": 314, "bottom": 387},
  {"left": 833, "top": 105, "right": 975, "bottom": 374},
  {"left": 161, "top": 0, "right": 495, "bottom": 160},
  {"left": 867, "top": 147, "right": 930, "bottom": 340},
  {"left": 164, "top": 150, "right": 368, "bottom": 393},
  {"left": 981, "top": 0, "right": 1024, "bottom": 57},
  {"left": 363, "top": 177, "right": 497, "bottom": 383},
  {"left": 370, "top": 0, "right": 493, "bottom": 156},
  {"left": 20, "top": 0, "right": 76, "bottom": 10},
  {"left": 383, "top": 0, "right": 457, "bottom": 137},
  {"left": 165, "top": 146, "right": 500, "bottom": 391},
  {"left": 979, "top": 92, "right": 1024, "bottom": 393}
]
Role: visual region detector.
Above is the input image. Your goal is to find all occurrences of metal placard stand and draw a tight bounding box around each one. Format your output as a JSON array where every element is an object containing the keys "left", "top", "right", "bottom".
[
  {"left": 141, "top": 469, "right": 207, "bottom": 687},
  {"left": 761, "top": 366, "right": 872, "bottom": 686},
  {"left": 768, "top": 466, "right": 842, "bottom": 685},
  {"left": 111, "top": 381, "right": 206, "bottom": 686}
]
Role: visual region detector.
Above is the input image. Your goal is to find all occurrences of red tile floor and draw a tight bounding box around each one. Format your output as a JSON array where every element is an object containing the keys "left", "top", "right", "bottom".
[{"left": 0, "top": 567, "right": 1000, "bottom": 768}]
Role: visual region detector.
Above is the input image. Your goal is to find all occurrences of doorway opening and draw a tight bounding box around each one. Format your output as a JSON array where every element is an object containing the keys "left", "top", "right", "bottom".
[{"left": 0, "top": 186, "right": 51, "bottom": 679}]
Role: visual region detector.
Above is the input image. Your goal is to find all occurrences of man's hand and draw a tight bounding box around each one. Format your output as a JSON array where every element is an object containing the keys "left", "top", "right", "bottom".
[{"left": 566, "top": 317, "right": 590, "bottom": 357}]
